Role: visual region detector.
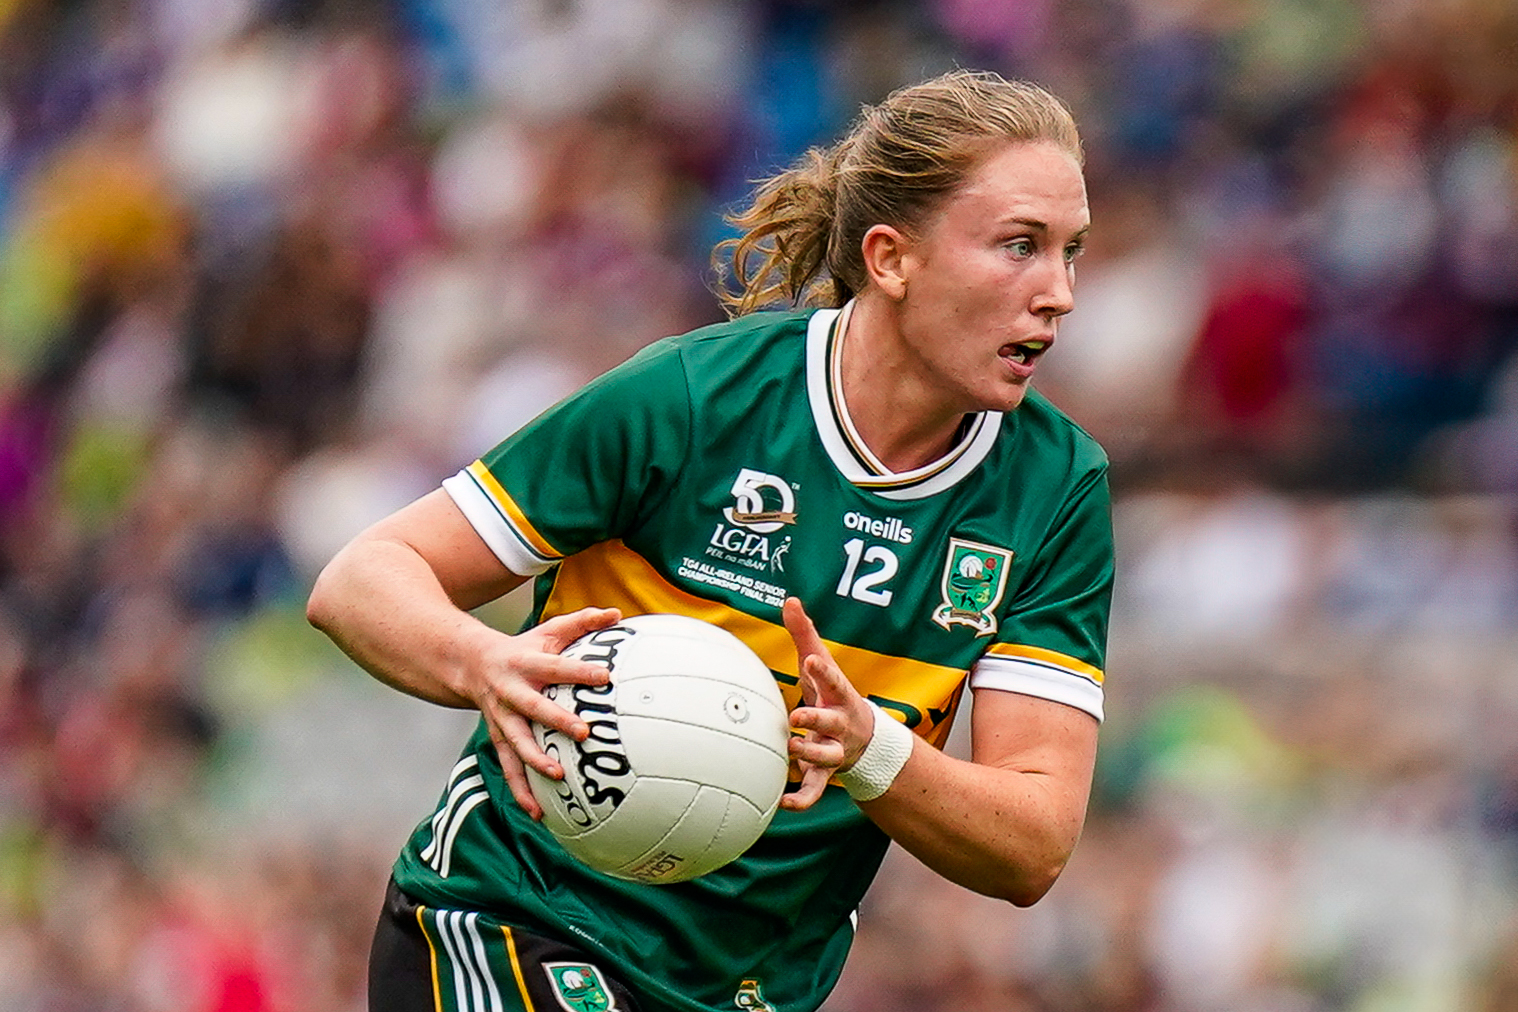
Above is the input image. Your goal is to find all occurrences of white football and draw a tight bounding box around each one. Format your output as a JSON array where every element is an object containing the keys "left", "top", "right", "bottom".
[{"left": 526, "top": 614, "right": 790, "bottom": 884}]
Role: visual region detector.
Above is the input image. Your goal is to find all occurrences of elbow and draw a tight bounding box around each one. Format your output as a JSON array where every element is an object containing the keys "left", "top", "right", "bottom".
[
  {"left": 982, "top": 829, "right": 1078, "bottom": 906},
  {"left": 305, "top": 557, "right": 343, "bottom": 634},
  {"left": 1002, "top": 856, "right": 1067, "bottom": 908},
  {"left": 305, "top": 584, "right": 328, "bottom": 634},
  {"left": 930, "top": 853, "right": 1067, "bottom": 906},
  {"left": 1005, "top": 869, "right": 1061, "bottom": 908},
  {"left": 1000, "top": 798, "right": 1089, "bottom": 906}
]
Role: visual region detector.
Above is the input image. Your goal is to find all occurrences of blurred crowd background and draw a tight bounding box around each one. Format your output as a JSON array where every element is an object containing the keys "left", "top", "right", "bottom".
[{"left": 2, "top": 0, "right": 1517, "bottom": 1009}]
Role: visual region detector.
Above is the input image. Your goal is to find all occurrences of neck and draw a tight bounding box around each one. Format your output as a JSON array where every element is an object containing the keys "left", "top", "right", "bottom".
[{"left": 836, "top": 295, "right": 971, "bottom": 473}]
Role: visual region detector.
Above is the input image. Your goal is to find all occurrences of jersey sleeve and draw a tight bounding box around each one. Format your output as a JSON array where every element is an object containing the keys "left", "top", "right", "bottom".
[
  {"left": 441, "top": 340, "right": 692, "bottom": 576},
  {"left": 969, "top": 464, "right": 1114, "bottom": 721}
]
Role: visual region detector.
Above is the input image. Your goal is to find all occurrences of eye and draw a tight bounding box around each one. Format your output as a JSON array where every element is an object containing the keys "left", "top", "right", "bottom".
[
  {"left": 1063, "top": 242, "right": 1086, "bottom": 264},
  {"left": 1004, "top": 238, "right": 1035, "bottom": 258}
]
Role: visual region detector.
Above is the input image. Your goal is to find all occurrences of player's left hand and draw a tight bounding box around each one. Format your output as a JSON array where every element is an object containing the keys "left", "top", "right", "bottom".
[{"left": 780, "top": 597, "right": 874, "bottom": 811}]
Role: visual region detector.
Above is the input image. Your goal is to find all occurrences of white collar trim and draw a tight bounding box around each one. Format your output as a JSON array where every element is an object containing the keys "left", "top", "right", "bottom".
[{"left": 805, "top": 304, "right": 1002, "bottom": 501}]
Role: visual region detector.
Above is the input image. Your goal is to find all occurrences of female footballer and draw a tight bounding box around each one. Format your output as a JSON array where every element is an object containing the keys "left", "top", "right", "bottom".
[{"left": 309, "top": 69, "right": 1112, "bottom": 1012}]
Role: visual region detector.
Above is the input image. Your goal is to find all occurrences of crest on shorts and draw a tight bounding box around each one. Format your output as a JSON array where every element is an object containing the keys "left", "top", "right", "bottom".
[
  {"left": 734, "top": 977, "right": 776, "bottom": 1011},
  {"left": 931, "top": 538, "right": 1013, "bottom": 637},
  {"left": 545, "top": 962, "right": 617, "bottom": 1012}
]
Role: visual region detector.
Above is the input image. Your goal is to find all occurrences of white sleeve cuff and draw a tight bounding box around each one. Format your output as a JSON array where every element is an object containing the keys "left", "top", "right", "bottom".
[
  {"left": 441, "top": 470, "right": 555, "bottom": 576},
  {"left": 969, "top": 654, "right": 1104, "bottom": 722}
]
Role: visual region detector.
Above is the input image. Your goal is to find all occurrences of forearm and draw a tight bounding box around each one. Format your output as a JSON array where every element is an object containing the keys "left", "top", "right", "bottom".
[
  {"left": 860, "top": 740, "right": 1090, "bottom": 906},
  {"left": 307, "top": 535, "right": 501, "bottom": 708},
  {"left": 306, "top": 490, "right": 624, "bottom": 817},
  {"left": 780, "top": 601, "right": 1097, "bottom": 905}
]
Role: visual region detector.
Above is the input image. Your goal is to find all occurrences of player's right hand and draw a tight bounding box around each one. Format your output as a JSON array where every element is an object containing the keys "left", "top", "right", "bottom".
[{"left": 465, "top": 606, "right": 623, "bottom": 819}]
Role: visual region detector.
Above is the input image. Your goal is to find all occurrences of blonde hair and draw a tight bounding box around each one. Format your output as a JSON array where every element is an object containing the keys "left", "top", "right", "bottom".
[{"left": 714, "top": 70, "right": 1082, "bottom": 316}]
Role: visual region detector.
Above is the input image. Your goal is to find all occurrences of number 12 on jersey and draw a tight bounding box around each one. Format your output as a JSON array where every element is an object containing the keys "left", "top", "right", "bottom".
[{"left": 836, "top": 539, "right": 898, "bottom": 606}]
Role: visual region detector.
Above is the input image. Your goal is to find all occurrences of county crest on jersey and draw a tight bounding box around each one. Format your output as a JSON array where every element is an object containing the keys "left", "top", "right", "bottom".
[
  {"left": 933, "top": 538, "right": 1014, "bottom": 635},
  {"left": 394, "top": 305, "right": 1115, "bottom": 1012}
]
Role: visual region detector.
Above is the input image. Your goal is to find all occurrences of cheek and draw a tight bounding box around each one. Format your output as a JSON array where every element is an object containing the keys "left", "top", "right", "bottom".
[
  {"left": 963, "top": 254, "right": 1026, "bottom": 299},
  {"left": 935, "top": 262, "right": 1001, "bottom": 307},
  {"left": 908, "top": 252, "right": 1015, "bottom": 327},
  {"left": 956, "top": 272, "right": 1020, "bottom": 322}
]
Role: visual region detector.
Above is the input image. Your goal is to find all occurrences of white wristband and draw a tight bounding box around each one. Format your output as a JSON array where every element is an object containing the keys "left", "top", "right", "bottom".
[{"left": 835, "top": 701, "right": 914, "bottom": 802}]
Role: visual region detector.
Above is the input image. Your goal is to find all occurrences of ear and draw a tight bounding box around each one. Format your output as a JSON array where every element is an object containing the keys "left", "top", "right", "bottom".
[{"left": 861, "top": 224, "right": 911, "bottom": 300}]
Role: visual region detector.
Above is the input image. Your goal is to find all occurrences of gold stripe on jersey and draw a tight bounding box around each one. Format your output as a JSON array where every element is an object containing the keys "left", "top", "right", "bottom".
[
  {"left": 501, "top": 926, "right": 537, "bottom": 1012},
  {"left": 985, "top": 642, "right": 1104, "bottom": 685},
  {"left": 541, "top": 539, "right": 968, "bottom": 747},
  {"left": 416, "top": 905, "right": 444, "bottom": 1012},
  {"left": 467, "top": 460, "right": 564, "bottom": 561}
]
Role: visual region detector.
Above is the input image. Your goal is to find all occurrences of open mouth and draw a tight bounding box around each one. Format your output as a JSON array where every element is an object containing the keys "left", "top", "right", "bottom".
[{"left": 1004, "top": 340, "right": 1051, "bottom": 366}]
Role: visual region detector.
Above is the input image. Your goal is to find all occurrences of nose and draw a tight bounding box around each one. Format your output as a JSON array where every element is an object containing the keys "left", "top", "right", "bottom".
[{"left": 1032, "top": 257, "right": 1075, "bottom": 320}]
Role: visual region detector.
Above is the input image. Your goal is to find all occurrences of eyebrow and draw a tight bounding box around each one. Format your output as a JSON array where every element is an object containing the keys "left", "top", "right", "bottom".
[{"left": 1004, "top": 217, "right": 1091, "bottom": 240}]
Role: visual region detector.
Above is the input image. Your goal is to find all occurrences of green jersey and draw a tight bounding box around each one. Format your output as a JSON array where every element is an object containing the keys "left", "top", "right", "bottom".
[{"left": 392, "top": 305, "right": 1114, "bottom": 1012}]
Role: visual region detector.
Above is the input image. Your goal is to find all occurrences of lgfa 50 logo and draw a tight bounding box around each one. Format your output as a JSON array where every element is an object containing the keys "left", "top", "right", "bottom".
[
  {"left": 722, "top": 468, "right": 796, "bottom": 533},
  {"left": 710, "top": 468, "right": 796, "bottom": 572}
]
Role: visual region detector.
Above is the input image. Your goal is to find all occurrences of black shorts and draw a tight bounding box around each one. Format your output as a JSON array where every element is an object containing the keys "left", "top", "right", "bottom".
[{"left": 369, "top": 879, "right": 645, "bottom": 1012}]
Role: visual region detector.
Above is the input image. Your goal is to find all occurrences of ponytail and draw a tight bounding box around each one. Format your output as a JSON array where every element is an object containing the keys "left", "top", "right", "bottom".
[{"left": 713, "top": 142, "right": 850, "bottom": 317}]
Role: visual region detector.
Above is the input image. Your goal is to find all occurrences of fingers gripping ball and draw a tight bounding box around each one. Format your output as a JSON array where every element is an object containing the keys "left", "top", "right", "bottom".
[{"left": 526, "top": 614, "right": 790, "bottom": 884}]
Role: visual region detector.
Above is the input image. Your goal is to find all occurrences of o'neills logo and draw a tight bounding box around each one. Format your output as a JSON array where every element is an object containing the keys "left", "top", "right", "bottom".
[
  {"left": 843, "top": 510, "right": 913, "bottom": 545},
  {"left": 723, "top": 468, "right": 797, "bottom": 534}
]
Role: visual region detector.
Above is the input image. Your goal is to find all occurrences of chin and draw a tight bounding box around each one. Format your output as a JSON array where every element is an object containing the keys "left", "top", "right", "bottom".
[{"left": 983, "top": 383, "right": 1031, "bottom": 413}]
